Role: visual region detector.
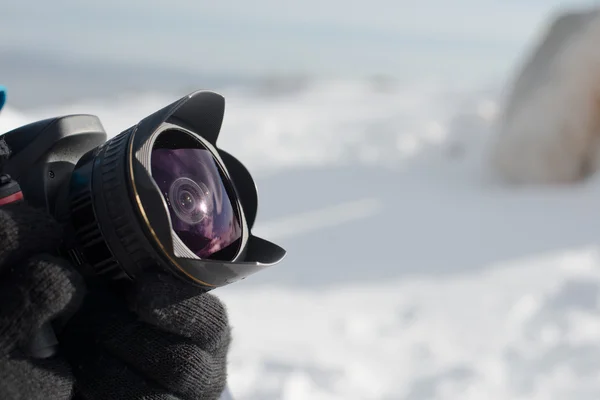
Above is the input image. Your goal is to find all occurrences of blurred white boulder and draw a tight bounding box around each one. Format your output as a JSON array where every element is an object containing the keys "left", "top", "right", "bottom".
[{"left": 490, "top": 7, "right": 600, "bottom": 184}]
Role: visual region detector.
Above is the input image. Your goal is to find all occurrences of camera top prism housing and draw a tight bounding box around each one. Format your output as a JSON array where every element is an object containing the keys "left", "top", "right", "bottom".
[{"left": 0, "top": 90, "right": 286, "bottom": 290}]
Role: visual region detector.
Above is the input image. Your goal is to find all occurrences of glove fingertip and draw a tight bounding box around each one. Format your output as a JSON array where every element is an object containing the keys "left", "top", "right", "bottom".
[
  {"left": 18, "top": 255, "right": 86, "bottom": 335},
  {"left": 128, "top": 274, "right": 231, "bottom": 351},
  {"left": 0, "top": 254, "right": 86, "bottom": 351},
  {"left": 0, "top": 204, "right": 63, "bottom": 268}
]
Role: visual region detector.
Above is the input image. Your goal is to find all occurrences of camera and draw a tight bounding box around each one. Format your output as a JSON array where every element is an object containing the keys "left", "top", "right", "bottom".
[{"left": 0, "top": 90, "right": 286, "bottom": 357}]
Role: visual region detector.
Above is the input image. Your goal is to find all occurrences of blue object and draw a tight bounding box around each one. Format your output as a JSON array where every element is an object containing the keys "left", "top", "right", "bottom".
[{"left": 0, "top": 86, "right": 6, "bottom": 111}]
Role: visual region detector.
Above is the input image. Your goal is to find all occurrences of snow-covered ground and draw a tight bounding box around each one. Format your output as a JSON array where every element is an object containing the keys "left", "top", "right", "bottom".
[{"left": 2, "top": 79, "right": 600, "bottom": 399}]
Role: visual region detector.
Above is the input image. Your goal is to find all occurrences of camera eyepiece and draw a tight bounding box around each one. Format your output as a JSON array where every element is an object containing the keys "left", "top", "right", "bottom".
[{"left": 2, "top": 90, "right": 286, "bottom": 290}]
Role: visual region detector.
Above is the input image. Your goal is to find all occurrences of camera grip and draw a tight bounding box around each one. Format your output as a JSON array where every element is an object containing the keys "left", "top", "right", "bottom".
[{"left": 23, "top": 323, "right": 59, "bottom": 358}]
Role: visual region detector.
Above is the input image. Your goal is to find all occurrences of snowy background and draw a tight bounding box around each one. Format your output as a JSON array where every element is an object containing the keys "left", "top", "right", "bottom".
[{"left": 3, "top": 1, "right": 600, "bottom": 399}]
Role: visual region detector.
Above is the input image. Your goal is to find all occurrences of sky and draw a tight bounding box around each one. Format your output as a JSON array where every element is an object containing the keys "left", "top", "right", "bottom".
[{"left": 0, "top": 0, "right": 598, "bottom": 83}]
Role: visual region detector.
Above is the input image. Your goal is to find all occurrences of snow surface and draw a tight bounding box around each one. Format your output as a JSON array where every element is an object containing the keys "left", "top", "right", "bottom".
[{"left": 2, "top": 79, "right": 600, "bottom": 399}]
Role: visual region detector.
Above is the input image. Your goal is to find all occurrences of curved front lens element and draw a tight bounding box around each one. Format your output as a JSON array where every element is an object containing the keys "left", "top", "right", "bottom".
[
  {"left": 151, "top": 146, "right": 242, "bottom": 260},
  {"left": 168, "top": 177, "right": 211, "bottom": 225}
]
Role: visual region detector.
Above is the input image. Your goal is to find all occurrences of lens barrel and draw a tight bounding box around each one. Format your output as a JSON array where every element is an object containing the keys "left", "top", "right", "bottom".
[{"left": 65, "top": 91, "right": 285, "bottom": 289}]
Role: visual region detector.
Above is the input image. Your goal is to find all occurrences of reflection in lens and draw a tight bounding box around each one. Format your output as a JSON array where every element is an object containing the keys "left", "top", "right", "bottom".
[
  {"left": 150, "top": 147, "right": 242, "bottom": 259},
  {"left": 168, "top": 177, "right": 211, "bottom": 225}
]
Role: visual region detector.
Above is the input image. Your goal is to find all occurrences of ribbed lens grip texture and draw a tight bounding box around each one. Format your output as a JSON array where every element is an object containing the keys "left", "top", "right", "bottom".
[{"left": 70, "top": 127, "right": 161, "bottom": 281}]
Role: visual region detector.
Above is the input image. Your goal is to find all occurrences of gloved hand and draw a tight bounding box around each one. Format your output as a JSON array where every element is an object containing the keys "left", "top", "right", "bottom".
[
  {"left": 0, "top": 201, "right": 232, "bottom": 400},
  {"left": 0, "top": 202, "right": 85, "bottom": 400},
  {"left": 61, "top": 273, "right": 232, "bottom": 400}
]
